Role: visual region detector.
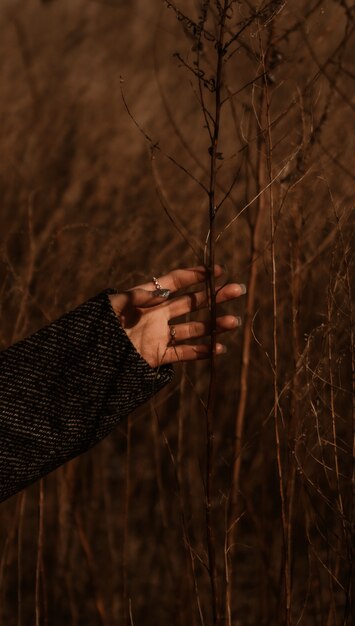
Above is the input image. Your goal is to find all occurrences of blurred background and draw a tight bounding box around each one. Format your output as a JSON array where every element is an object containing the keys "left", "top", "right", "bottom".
[{"left": 0, "top": 1, "right": 354, "bottom": 625}]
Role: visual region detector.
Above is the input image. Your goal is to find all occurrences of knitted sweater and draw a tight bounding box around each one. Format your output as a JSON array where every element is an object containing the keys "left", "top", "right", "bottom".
[{"left": 0, "top": 289, "right": 173, "bottom": 503}]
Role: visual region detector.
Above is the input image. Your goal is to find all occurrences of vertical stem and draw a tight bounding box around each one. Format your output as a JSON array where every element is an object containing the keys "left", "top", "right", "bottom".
[
  {"left": 17, "top": 492, "right": 26, "bottom": 626},
  {"left": 74, "top": 507, "right": 109, "bottom": 626},
  {"left": 286, "top": 204, "right": 303, "bottom": 625},
  {"left": 260, "top": 29, "right": 290, "bottom": 625},
  {"left": 259, "top": 24, "right": 291, "bottom": 626},
  {"left": 123, "top": 415, "right": 131, "bottom": 626},
  {"left": 327, "top": 287, "right": 344, "bottom": 518},
  {"left": 226, "top": 79, "right": 266, "bottom": 625},
  {"left": 150, "top": 405, "right": 186, "bottom": 624},
  {"left": 349, "top": 267, "right": 355, "bottom": 626},
  {"left": 349, "top": 299, "right": 355, "bottom": 626},
  {"left": 205, "top": 4, "right": 229, "bottom": 624},
  {"left": 35, "top": 481, "right": 44, "bottom": 626},
  {"left": 336, "top": 212, "right": 355, "bottom": 624}
]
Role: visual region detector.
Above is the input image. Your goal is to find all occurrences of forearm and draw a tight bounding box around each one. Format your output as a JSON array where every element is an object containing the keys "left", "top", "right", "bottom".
[{"left": 0, "top": 289, "right": 173, "bottom": 503}]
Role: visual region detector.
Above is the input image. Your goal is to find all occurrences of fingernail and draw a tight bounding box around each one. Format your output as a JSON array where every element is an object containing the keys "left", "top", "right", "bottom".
[
  {"left": 152, "top": 288, "right": 170, "bottom": 298},
  {"left": 239, "top": 283, "right": 247, "bottom": 295},
  {"left": 217, "top": 345, "right": 227, "bottom": 354},
  {"left": 234, "top": 316, "right": 242, "bottom": 326}
]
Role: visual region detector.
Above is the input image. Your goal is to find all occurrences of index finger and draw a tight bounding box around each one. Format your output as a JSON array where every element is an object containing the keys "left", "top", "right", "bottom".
[{"left": 138, "top": 265, "right": 224, "bottom": 294}]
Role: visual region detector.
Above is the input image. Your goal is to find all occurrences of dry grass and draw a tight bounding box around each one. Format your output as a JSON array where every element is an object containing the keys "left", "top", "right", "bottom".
[{"left": 0, "top": 1, "right": 354, "bottom": 624}]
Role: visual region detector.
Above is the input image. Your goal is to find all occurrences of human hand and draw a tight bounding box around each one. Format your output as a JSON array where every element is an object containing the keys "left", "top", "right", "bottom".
[{"left": 108, "top": 266, "right": 246, "bottom": 368}]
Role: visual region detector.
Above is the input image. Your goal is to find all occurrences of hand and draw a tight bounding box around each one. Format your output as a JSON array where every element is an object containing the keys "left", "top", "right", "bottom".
[{"left": 108, "top": 266, "right": 246, "bottom": 368}]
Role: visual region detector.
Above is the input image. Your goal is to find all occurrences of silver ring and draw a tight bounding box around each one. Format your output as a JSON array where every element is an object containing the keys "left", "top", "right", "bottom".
[
  {"left": 169, "top": 324, "right": 176, "bottom": 344},
  {"left": 152, "top": 276, "right": 170, "bottom": 299},
  {"left": 152, "top": 276, "right": 162, "bottom": 290}
]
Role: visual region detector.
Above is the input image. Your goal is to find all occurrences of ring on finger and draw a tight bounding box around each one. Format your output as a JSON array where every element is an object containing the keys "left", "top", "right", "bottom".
[
  {"left": 169, "top": 324, "right": 176, "bottom": 345},
  {"left": 152, "top": 276, "right": 170, "bottom": 299},
  {"left": 152, "top": 276, "right": 162, "bottom": 290}
]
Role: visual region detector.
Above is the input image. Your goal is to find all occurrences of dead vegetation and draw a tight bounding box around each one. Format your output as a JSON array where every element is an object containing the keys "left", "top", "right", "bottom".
[{"left": 0, "top": 1, "right": 354, "bottom": 624}]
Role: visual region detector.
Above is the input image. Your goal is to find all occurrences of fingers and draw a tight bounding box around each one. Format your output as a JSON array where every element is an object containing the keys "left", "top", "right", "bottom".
[
  {"left": 170, "top": 315, "right": 241, "bottom": 343},
  {"left": 138, "top": 264, "right": 224, "bottom": 294},
  {"left": 168, "top": 283, "right": 246, "bottom": 319},
  {"left": 161, "top": 342, "right": 227, "bottom": 364},
  {"left": 162, "top": 314, "right": 241, "bottom": 363}
]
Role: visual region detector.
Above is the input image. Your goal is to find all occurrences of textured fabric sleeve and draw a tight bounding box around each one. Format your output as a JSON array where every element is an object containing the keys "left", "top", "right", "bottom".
[{"left": 0, "top": 289, "right": 174, "bottom": 503}]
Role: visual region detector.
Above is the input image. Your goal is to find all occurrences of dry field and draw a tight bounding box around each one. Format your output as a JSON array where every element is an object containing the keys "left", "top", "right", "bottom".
[{"left": 0, "top": 1, "right": 354, "bottom": 625}]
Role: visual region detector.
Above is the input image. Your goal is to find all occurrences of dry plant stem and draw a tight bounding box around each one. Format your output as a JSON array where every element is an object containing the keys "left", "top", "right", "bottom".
[
  {"left": 287, "top": 203, "right": 303, "bottom": 624},
  {"left": 150, "top": 406, "right": 185, "bottom": 622},
  {"left": 35, "top": 481, "right": 44, "bottom": 626},
  {"left": 128, "top": 598, "right": 135, "bottom": 626},
  {"left": 10, "top": 195, "right": 36, "bottom": 344},
  {"left": 154, "top": 49, "right": 246, "bottom": 215},
  {"left": 100, "top": 446, "right": 120, "bottom": 621},
  {"left": 17, "top": 492, "right": 26, "bottom": 626},
  {"left": 203, "top": 4, "right": 231, "bottom": 623},
  {"left": 301, "top": 22, "right": 355, "bottom": 116},
  {"left": 334, "top": 209, "right": 355, "bottom": 624},
  {"left": 61, "top": 460, "right": 79, "bottom": 625},
  {"left": 123, "top": 416, "right": 131, "bottom": 626},
  {"left": 260, "top": 29, "right": 290, "bottom": 625},
  {"left": 177, "top": 365, "right": 187, "bottom": 486},
  {"left": 348, "top": 267, "right": 355, "bottom": 626},
  {"left": 151, "top": 157, "right": 202, "bottom": 259},
  {"left": 74, "top": 507, "right": 109, "bottom": 626},
  {"left": 327, "top": 287, "right": 345, "bottom": 520},
  {"left": 151, "top": 397, "right": 205, "bottom": 626},
  {"left": 225, "top": 74, "right": 267, "bottom": 624}
]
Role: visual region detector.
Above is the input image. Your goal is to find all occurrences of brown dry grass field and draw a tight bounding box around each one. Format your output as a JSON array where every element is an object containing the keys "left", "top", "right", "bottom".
[{"left": 0, "top": 1, "right": 354, "bottom": 625}]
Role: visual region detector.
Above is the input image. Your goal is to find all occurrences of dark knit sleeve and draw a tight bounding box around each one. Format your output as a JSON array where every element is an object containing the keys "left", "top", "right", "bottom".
[{"left": 0, "top": 289, "right": 174, "bottom": 502}]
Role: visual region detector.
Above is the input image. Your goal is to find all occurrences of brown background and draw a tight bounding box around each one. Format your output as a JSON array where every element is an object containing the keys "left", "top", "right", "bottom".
[{"left": 0, "top": 1, "right": 354, "bottom": 625}]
